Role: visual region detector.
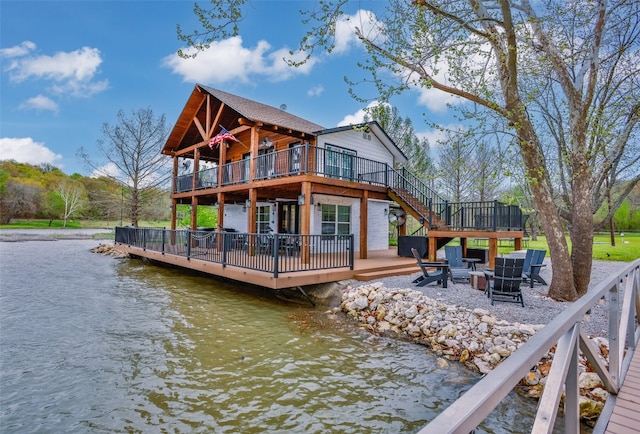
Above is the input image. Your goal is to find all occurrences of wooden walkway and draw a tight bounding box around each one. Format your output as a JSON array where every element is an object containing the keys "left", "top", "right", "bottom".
[{"left": 604, "top": 348, "right": 640, "bottom": 434}]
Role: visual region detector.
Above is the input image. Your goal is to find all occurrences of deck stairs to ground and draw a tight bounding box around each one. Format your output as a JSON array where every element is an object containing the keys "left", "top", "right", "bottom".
[
  {"left": 387, "top": 168, "right": 455, "bottom": 251},
  {"left": 387, "top": 168, "right": 449, "bottom": 231},
  {"left": 353, "top": 263, "right": 420, "bottom": 281},
  {"left": 388, "top": 188, "right": 448, "bottom": 230}
]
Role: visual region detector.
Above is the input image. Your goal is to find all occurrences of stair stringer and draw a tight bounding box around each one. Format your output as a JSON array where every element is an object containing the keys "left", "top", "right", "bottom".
[{"left": 387, "top": 189, "right": 448, "bottom": 230}]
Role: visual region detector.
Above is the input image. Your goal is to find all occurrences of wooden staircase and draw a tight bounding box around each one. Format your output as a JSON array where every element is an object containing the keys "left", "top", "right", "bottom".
[
  {"left": 353, "top": 263, "right": 420, "bottom": 281},
  {"left": 387, "top": 187, "right": 455, "bottom": 251},
  {"left": 388, "top": 188, "right": 448, "bottom": 230}
]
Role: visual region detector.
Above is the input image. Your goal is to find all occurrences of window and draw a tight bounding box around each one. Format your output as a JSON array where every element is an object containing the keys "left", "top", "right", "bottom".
[
  {"left": 256, "top": 206, "right": 271, "bottom": 233},
  {"left": 325, "top": 144, "right": 355, "bottom": 180},
  {"left": 321, "top": 204, "right": 351, "bottom": 237}
]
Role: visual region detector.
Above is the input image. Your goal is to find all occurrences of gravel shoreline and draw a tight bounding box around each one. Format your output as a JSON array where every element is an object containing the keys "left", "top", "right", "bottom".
[{"left": 350, "top": 259, "right": 630, "bottom": 338}]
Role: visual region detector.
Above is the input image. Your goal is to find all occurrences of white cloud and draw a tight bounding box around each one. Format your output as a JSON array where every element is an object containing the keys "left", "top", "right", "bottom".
[
  {"left": 0, "top": 137, "right": 63, "bottom": 167},
  {"left": 0, "top": 41, "right": 108, "bottom": 101},
  {"left": 307, "top": 84, "right": 324, "bottom": 97},
  {"left": 416, "top": 86, "right": 463, "bottom": 112},
  {"left": 403, "top": 59, "right": 463, "bottom": 112},
  {"left": 91, "top": 162, "right": 121, "bottom": 179},
  {"left": 405, "top": 35, "right": 496, "bottom": 113},
  {"left": 164, "top": 36, "right": 318, "bottom": 84},
  {"left": 18, "top": 95, "right": 59, "bottom": 112},
  {"left": 0, "top": 40, "right": 36, "bottom": 58},
  {"left": 337, "top": 107, "right": 368, "bottom": 126},
  {"left": 417, "top": 123, "right": 467, "bottom": 148},
  {"left": 337, "top": 101, "right": 388, "bottom": 126},
  {"left": 334, "top": 10, "right": 385, "bottom": 54},
  {"left": 164, "top": 11, "right": 384, "bottom": 85}
]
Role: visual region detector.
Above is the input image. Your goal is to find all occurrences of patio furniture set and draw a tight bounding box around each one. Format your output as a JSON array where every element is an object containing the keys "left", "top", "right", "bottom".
[{"left": 412, "top": 246, "right": 548, "bottom": 307}]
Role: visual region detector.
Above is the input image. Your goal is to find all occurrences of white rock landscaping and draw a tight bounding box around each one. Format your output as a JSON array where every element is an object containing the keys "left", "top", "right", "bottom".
[{"left": 340, "top": 282, "right": 611, "bottom": 425}]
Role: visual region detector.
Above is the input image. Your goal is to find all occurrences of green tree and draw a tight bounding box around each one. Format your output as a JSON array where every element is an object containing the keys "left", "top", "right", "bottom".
[
  {"left": 177, "top": 0, "right": 640, "bottom": 301},
  {"left": 363, "top": 103, "right": 433, "bottom": 178}
]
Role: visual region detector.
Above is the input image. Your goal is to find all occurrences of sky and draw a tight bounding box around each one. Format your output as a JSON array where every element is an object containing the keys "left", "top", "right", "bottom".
[{"left": 0, "top": 0, "right": 457, "bottom": 177}]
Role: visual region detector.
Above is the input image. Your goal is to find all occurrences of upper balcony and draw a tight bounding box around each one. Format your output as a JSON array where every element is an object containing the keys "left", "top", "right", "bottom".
[{"left": 173, "top": 143, "right": 390, "bottom": 194}]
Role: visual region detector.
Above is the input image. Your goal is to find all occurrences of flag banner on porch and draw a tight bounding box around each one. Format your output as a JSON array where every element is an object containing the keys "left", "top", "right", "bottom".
[{"left": 209, "top": 127, "right": 238, "bottom": 148}]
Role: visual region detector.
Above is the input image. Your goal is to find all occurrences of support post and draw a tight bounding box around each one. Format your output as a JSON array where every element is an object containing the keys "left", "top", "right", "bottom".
[{"left": 489, "top": 238, "right": 498, "bottom": 269}]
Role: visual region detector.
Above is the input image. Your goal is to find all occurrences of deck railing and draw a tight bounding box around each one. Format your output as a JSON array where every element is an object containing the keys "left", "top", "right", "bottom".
[
  {"left": 171, "top": 144, "right": 526, "bottom": 231},
  {"left": 445, "top": 200, "right": 527, "bottom": 231},
  {"left": 114, "top": 226, "right": 354, "bottom": 277},
  {"left": 419, "top": 259, "right": 640, "bottom": 433}
]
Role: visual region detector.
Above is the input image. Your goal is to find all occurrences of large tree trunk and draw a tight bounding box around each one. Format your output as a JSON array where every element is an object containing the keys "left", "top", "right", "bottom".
[
  {"left": 130, "top": 188, "right": 139, "bottom": 227},
  {"left": 518, "top": 120, "right": 579, "bottom": 301},
  {"left": 569, "top": 156, "right": 594, "bottom": 296}
]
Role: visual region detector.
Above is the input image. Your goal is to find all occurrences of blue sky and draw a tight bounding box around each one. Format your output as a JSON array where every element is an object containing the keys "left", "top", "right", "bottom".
[{"left": 1, "top": 0, "right": 456, "bottom": 177}]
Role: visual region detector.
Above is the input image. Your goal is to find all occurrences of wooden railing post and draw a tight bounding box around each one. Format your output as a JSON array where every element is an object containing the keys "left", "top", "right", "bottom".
[{"left": 608, "top": 283, "right": 621, "bottom": 389}]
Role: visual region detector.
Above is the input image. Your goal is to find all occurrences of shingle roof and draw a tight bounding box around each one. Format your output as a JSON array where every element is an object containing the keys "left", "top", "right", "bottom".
[{"left": 199, "top": 84, "right": 325, "bottom": 134}]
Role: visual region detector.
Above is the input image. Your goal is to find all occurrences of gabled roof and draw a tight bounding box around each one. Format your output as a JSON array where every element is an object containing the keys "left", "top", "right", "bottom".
[
  {"left": 199, "top": 84, "right": 325, "bottom": 134},
  {"left": 163, "top": 85, "right": 405, "bottom": 163},
  {"left": 317, "top": 121, "right": 408, "bottom": 162}
]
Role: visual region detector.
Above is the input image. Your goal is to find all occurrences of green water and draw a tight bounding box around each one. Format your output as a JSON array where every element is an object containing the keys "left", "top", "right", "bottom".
[{"left": 0, "top": 239, "right": 540, "bottom": 433}]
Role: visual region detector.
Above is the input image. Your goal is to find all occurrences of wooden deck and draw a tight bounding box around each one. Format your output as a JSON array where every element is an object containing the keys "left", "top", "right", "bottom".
[
  {"left": 117, "top": 244, "right": 420, "bottom": 289},
  {"left": 604, "top": 348, "right": 640, "bottom": 434}
]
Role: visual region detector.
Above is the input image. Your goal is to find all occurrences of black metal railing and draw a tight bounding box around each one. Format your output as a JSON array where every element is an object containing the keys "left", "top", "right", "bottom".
[
  {"left": 444, "top": 200, "right": 526, "bottom": 231},
  {"left": 115, "top": 226, "right": 354, "bottom": 277},
  {"left": 170, "top": 144, "right": 527, "bottom": 231},
  {"left": 388, "top": 168, "right": 443, "bottom": 226}
]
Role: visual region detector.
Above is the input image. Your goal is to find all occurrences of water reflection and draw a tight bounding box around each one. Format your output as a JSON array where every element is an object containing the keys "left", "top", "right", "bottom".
[{"left": 0, "top": 240, "right": 543, "bottom": 433}]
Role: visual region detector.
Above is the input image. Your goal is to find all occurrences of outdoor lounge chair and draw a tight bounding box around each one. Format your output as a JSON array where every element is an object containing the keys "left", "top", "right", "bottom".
[
  {"left": 487, "top": 257, "right": 525, "bottom": 306},
  {"left": 522, "top": 249, "right": 547, "bottom": 287},
  {"left": 411, "top": 248, "right": 449, "bottom": 288},
  {"left": 444, "top": 245, "right": 472, "bottom": 282}
]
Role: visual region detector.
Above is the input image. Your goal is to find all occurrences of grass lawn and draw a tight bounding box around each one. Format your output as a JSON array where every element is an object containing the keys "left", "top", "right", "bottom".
[
  {"left": 0, "top": 219, "right": 170, "bottom": 230},
  {"left": 389, "top": 232, "right": 639, "bottom": 262},
  {"left": 467, "top": 232, "right": 639, "bottom": 262},
  {"left": 525, "top": 233, "right": 639, "bottom": 262},
  {"left": 0, "top": 219, "right": 84, "bottom": 229}
]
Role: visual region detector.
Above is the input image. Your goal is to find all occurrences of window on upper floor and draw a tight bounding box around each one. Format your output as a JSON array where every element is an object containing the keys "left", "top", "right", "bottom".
[{"left": 325, "top": 144, "right": 356, "bottom": 181}]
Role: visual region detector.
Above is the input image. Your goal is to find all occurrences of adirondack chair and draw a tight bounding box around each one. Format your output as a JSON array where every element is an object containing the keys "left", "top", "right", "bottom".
[
  {"left": 411, "top": 248, "right": 449, "bottom": 288},
  {"left": 522, "top": 249, "right": 547, "bottom": 287},
  {"left": 444, "top": 245, "right": 472, "bottom": 282},
  {"left": 487, "top": 257, "right": 525, "bottom": 307}
]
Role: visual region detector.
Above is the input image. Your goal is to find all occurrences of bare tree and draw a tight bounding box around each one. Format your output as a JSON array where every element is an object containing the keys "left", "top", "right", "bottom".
[
  {"left": 52, "top": 181, "right": 86, "bottom": 227},
  {"left": 436, "top": 132, "right": 478, "bottom": 202},
  {"left": 79, "top": 108, "right": 170, "bottom": 227},
  {"left": 0, "top": 178, "right": 42, "bottom": 224}
]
